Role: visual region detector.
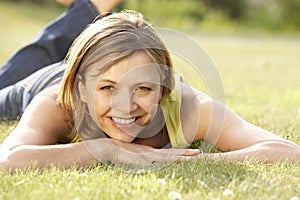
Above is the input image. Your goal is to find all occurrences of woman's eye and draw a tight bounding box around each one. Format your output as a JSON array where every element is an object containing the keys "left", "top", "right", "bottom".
[
  {"left": 99, "top": 86, "right": 114, "bottom": 91},
  {"left": 136, "top": 86, "right": 152, "bottom": 92}
]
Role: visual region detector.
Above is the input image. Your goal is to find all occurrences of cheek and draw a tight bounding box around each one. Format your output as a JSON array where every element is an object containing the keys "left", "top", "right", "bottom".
[
  {"left": 138, "top": 93, "right": 161, "bottom": 113},
  {"left": 93, "top": 93, "right": 111, "bottom": 114},
  {"left": 84, "top": 91, "right": 111, "bottom": 124}
]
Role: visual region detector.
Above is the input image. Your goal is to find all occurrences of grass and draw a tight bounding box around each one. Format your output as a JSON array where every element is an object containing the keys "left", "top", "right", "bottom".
[
  {"left": 1, "top": 1, "right": 300, "bottom": 200},
  {"left": 1, "top": 161, "right": 300, "bottom": 200}
]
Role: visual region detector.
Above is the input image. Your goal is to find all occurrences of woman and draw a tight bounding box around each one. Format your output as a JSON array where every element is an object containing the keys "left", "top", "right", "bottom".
[{"left": 1, "top": 1, "right": 300, "bottom": 171}]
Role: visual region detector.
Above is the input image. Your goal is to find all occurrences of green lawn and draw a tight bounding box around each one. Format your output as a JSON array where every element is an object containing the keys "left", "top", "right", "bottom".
[{"left": 1, "top": 1, "right": 300, "bottom": 200}]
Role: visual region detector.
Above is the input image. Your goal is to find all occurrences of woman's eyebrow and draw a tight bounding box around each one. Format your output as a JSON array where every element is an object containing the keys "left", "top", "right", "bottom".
[
  {"left": 98, "top": 79, "right": 116, "bottom": 84},
  {"left": 137, "top": 80, "right": 158, "bottom": 84},
  {"left": 132, "top": 81, "right": 160, "bottom": 87},
  {"left": 99, "top": 78, "right": 160, "bottom": 84}
]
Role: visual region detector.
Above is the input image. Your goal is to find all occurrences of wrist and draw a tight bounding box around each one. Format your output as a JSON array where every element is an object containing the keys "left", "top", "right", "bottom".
[{"left": 83, "top": 138, "right": 113, "bottom": 164}]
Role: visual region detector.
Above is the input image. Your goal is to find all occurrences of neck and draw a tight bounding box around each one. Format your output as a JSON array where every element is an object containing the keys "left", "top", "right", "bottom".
[{"left": 133, "top": 108, "right": 170, "bottom": 148}]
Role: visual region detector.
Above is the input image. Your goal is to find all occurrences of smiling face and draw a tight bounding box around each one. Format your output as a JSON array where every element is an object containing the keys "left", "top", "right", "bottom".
[{"left": 79, "top": 51, "right": 164, "bottom": 142}]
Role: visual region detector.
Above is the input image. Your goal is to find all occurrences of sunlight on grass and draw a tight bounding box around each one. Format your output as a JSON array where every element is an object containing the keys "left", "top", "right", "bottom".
[{"left": 1, "top": 161, "right": 300, "bottom": 200}]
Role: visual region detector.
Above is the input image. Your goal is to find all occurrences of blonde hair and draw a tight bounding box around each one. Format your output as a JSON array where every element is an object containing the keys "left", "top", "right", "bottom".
[{"left": 58, "top": 10, "right": 174, "bottom": 140}]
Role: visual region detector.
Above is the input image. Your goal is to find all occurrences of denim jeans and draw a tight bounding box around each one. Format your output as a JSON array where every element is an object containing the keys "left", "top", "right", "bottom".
[
  {"left": 0, "top": 0, "right": 99, "bottom": 120},
  {"left": 0, "top": 63, "right": 66, "bottom": 120}
]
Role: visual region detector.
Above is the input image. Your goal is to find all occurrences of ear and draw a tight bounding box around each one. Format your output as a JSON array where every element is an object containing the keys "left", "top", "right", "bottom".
[{"left": 77, "top": 75, "right": 87, "bottom": 103}]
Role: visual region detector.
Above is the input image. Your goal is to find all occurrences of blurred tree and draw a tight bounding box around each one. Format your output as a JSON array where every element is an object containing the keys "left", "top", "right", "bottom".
[
  {"left": 279, "top": 0, "right": 300, "bottom": 30},
  {"left": 4, "top": 0, "right": 300, "bottom": 32},
  {"left": 202, "top": 0, "right": 248, "bottom": 19}
]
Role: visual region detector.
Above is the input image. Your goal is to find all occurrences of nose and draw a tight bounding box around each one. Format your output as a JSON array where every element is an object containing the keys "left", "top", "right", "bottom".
[{"left": 111, "top": 89, "right": 137, "bottom": 115}]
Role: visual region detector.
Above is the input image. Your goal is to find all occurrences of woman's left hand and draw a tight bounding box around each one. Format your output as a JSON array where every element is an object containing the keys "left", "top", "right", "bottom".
[{"left": 84, "top": 138, "right": 200, "bottom": 166}]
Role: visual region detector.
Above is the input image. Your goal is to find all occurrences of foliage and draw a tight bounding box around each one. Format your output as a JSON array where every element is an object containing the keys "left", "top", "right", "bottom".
[
  {"left": 3, "top": 0, "right": 300, "bottom": 33},
  {"left": 202, "top": 0, "right": 248, "bottom": 19},
  {"left": 122, "top": 0, "right": 300, "bottom": 33}
]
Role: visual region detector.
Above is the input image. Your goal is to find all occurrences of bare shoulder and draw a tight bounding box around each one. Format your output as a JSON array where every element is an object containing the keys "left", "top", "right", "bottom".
[
  {"left": 180, "top": 82, "right": 212, "bottom": 103},
  {"left": 19, "top": 85, "right": 71, "bottom": 142},
  {"left": 180, "top": 83, "right": 212, "bottom": 143},
  {"left": 2, "top": 85, "right": 71, "bottom": 150},
  {"left": 180, "top": 83, "right": 288, "bottom": 151}
]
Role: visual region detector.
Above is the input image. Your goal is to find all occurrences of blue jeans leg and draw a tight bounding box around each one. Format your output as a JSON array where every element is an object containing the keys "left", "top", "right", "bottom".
[
  {"left": 0, "top": 85, "right": 25, "bottom": 121},
  {"left": 0, "top": 62, "right": 66, "bottom": 121},
  {"left": 0, "top": 0, "right": 99, "bottom": 90}
]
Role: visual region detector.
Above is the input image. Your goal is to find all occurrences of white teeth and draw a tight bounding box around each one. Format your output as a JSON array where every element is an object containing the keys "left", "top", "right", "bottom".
[{"left": 112, "top": 117, "right": 136, "bottom": 125}]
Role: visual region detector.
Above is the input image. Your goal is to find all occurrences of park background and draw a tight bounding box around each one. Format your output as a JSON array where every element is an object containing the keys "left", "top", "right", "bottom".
[{"left": 0, "top": 0, "right": 300, "bottom": 199}]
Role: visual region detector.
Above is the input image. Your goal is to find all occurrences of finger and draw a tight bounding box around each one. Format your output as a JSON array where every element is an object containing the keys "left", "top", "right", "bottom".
[
  {"left": 181, "top": 149, "right": 200, "bottom": 156},
  {"left": 159, "top": 148, "right": 200, "bottom": 156},
  {"left": 153, "top": 155, "right": 196, "bottom": 164},
  {"left": 175, "top": 155, "right": 197, "bottom": 162},
  {"left": 150, "top": 152, "right": 197, "bottom": 164}
]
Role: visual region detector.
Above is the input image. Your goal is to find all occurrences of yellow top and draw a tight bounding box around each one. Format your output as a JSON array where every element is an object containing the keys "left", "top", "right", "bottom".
[
  {"left": 70, "top": 74, "right": 190, "bottom": 148},
  {"left": 159, "top": 74, "right": 190, "bottom": 148}
]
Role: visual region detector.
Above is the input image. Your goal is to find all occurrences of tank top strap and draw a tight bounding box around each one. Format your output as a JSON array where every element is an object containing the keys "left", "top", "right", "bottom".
[{"left": 160, "top": 73, "right": 190, "bottom": 148}]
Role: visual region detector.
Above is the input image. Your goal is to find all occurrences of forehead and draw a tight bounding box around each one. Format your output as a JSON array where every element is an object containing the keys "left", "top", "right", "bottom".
[{"left": 100, "top": 51, "right": 161, "bottom": 84}]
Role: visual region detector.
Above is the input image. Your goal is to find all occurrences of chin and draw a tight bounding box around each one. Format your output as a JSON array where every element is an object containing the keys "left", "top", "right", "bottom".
[
  {"left": 114, "top": 135, "right": 135, "bottom": 143},
  {"left": 124, "top": 137, "right": 135, "bottom": 143}
]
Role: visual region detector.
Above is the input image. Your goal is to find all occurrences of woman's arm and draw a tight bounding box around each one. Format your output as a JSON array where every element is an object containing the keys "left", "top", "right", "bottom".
[
  {"left": 0, "top": 141, "right": 98, "bottom": 171},
  {"left": 0, "top": 87, "right": 199, "bottom": 171},
  {"left": 0, "top": 86, "right": 71, "bottom": 150},
  {"left": 181, "top": 83, "right": 300, "bottom": 163},
  {"left": 0, "top": 85, "right": 93, "bottom": 171},
  {"left": 199, "top": 141, "right": 300, "bottom": 163},
  {"left": 0, "top": 138, "right": 199, "bottom": 171}
]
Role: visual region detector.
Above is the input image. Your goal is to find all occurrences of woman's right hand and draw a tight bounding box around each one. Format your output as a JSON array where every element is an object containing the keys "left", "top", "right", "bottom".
[{"left": 84, "top": 138, "right": 200, "bottom": 166}]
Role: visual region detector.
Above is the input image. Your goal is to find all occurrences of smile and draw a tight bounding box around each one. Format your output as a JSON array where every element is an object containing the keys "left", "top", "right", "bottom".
[{"left": 111, "top": 117, "right": 136, "bottom": 125}]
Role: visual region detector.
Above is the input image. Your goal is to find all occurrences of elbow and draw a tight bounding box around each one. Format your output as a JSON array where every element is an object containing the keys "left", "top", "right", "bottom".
[
  {"left": 247, "top": 141, "right": 300, "bottom": 163},
  {"left": 0, "top": 145, "right": 9, "bottom": 171},
  {"left": 0, "top": 156, "right": 7, "bottom": 170},
  {"left": 0, "top": 151, "right": 15, "bottom": 172},
  {"left": 0, "top": 148, "right": 33, "bottom": 172},
  {"left": 0, "top": 159, "right": 15, "bottom": 172}
]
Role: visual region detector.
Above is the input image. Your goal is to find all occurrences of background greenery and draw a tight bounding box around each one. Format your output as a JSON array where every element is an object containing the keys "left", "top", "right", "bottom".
[
  {"left": 4, "top": 0, "right": 300, "bottom": 34},
  {"left": 1, "top": 0, "right": 300, "bottom": 199}
]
